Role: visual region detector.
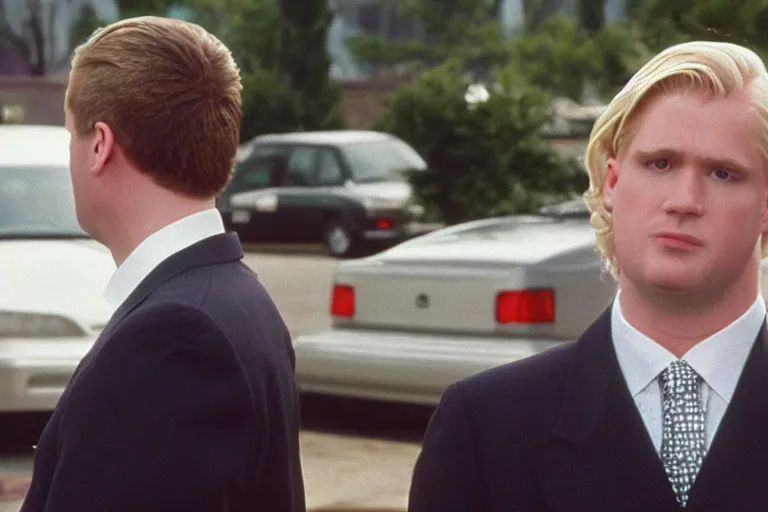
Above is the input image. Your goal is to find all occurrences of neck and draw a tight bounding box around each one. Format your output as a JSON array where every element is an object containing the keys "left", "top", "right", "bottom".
[
  {"left": 617, "top": 271, "right": 760, "bottom": 357},
  {"left": 98, "top": 185, "right": 215, "bottom": 266}
]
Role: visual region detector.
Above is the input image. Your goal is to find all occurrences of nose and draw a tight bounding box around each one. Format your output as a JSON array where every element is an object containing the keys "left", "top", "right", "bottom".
[{"left": 661, "top": 168, "right": 704, "bottom": 217}]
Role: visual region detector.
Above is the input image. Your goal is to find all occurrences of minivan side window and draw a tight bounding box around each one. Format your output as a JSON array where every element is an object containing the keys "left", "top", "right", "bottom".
[
  {"left": 229, "top": 154, "right": 286, "bottom": 193},
  {"left": 316, "top": 148, "right": 345, "bottom": 186},
  {"left": 285, "top": 146, "right": 319, "bottom": 186}
]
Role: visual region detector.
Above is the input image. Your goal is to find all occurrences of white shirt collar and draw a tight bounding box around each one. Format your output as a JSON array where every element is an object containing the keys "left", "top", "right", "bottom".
[
  {"left": 612, "top": 290, "right": 766, "bottom": 403},
  {"left": 103, "top": 208, "right": 225, "bottom": 313}
]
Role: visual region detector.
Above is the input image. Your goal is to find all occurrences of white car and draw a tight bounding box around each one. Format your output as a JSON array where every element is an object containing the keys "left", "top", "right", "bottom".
[
  {"left": 0, "top": 125, "right": 115, "bottom": 412},
  {"left": 293, "top": 199, "right": 768, "bottom": 406}
]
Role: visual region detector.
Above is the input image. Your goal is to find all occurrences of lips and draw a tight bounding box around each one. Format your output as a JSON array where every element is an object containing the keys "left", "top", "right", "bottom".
[{"left": 653, "top": 232, "right": 703, "bottom": 247}]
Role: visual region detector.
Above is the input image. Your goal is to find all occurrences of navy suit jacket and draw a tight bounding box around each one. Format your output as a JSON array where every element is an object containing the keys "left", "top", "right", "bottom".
[
  {"left": 21, "top": 233, "right": 306, "bottom": 512},
  {"left": 409, "top": 308, "right": 768, "bottom": 511}
]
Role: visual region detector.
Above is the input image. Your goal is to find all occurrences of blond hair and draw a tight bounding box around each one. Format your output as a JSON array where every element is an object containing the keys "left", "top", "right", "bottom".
[
  {"left": 66, "top": 16, "right": 242, "bottom": 198},
  {"left": 583, "top": 41, "right": 768, "bottom": 278}
]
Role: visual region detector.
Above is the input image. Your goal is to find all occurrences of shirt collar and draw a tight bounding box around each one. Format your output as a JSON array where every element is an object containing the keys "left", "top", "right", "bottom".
[
  {"left": 612, "top": 290, "right": 766, "bottom": 403},
  {"left": 103, "top": 208, "right": 225, "bottom": 313}
]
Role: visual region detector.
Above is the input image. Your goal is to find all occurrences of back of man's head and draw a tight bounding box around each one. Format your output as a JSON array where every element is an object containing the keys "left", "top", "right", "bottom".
[{"left": 66, "top": 16, "right": 242, "bottom": 199}]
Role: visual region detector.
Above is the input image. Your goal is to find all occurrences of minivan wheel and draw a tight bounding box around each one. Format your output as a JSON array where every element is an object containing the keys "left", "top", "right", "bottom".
[{"left": 324, "top": 220, "right": 354, "bottom": 258}]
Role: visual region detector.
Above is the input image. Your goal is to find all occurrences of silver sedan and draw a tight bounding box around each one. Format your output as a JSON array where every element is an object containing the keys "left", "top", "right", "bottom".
[{"left": 293, "top": 199, "right": 768, "bottom": 405}]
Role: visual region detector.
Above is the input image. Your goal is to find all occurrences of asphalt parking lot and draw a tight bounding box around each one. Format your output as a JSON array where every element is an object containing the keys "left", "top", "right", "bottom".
[{"left": 0, "top": 249, "right": 432, "bottom": 511}]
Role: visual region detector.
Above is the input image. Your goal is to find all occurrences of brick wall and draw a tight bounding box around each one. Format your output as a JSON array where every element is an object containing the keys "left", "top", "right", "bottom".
[
  {"left": 337, "top": 78, "right": 400, "bottom": 129},
  {"left": 0, "top": 76, "right": 67, "bottom": 125},
  {"left": 0, "top": 75, "right": 396, "bottom": 130}
]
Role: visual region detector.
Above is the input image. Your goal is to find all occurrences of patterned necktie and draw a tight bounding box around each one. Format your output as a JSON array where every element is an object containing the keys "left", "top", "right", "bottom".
[{"left": 659, "top": 360, "right": 707, "bottom": 508}]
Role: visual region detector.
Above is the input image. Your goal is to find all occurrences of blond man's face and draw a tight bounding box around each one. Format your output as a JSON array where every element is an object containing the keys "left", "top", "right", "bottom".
[{"left": 602, "top": 90, "right": 768, "bottom": 296}]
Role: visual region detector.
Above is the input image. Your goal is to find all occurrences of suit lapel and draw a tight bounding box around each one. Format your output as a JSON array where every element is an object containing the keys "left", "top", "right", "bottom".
[
  {"left": 685, "top": 324, "right": 768, "bottom": 511},
  {"left": 533, "top": 308, "right": 680, "bottom": 512},
  {"left": 71, "top": 232, "right": 245, "bottom": 378}
]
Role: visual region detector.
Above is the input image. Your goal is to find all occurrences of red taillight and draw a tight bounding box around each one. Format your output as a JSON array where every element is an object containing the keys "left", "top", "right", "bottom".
[
  {"left": 496, "top": 289, "right": 555, "bottom": 323},
  {"left": 331, "top": 285, "right": 355, "bottom": 317},
  {"left": 375, "top": 218, "right": 393, "bottom": 230}
]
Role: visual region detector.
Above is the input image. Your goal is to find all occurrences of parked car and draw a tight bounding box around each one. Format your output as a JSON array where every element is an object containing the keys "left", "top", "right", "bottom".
[
  {"left": 0, "top": 124, "right": 115, "bottom": 413},
  {"left": 217, "top": 130, "right": 442, "bottom": 257},
  {"left": 292, "top": 198, "right": 768, "bottom": 405}
]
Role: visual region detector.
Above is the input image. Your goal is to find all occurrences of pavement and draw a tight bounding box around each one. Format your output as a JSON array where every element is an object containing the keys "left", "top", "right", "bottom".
[
  {"left": 0, "top": 430, "right": 421, "bottom": 512},
  {"left": 0, "top": 429, "right": 422, "bottom": 512},
  {"left": 0, "top": 249, "right": 428, "bottom": 511}
]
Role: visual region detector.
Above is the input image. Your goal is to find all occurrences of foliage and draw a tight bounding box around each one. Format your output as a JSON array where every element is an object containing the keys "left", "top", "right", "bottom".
[
  {"left": 377, "top": 61, "right": 581, "bottom": 223},
  {"left": 505, "top": 15, "right": 596, "bottom": 100},
  {"left": 346, "top": 0, "right": 508, "bottom": 74},
  {"left": 142, "top": 0, "right": 344, "bottom": 142},
  {"left": 275, "top": 0, "right": 344, "bottom": 134},
  {"left": 239, "top": 69, "right": 302, "bottom": 142},
  {"left": 629, "top": 0, "right": 768, "bottom": 63}
]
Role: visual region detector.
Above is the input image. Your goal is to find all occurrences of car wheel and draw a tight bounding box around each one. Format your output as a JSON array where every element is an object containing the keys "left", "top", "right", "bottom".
[{"left": 324, "top": 220, "right": 355, "bottom": 258}]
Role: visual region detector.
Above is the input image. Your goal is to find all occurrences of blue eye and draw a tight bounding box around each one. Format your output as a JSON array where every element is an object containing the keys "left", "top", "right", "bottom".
[
  {"left": 650, "top": 159, "right": 669, "bottom": 170},
  {"left": 713, "top": 169, "right": 732, "bottom": 180}
]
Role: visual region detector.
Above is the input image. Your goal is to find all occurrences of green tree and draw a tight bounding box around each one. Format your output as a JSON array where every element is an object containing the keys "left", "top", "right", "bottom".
[
  {"left": 117, "top": 0, "right": 178, "bottom": 17},
  {"left": 377, "top": 61, "right": 581, "bottom": 224},
  {"left": 137, "top": 0, "right": 343, "bottom": 141},
  {"left": 630, "top": 0, "right": 768, "bottom": 62},
  {"left": 347, "top": 0, "right": 508, "bottom": 73},
  {"left": 506, "top": 14, "right": 596, "bottom": 100},
  {"left": 276, "top": 0, "right": 344, "bottom": 133}
]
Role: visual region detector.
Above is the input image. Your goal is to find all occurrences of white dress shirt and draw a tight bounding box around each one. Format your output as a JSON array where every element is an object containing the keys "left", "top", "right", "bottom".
[
  {"left": 611, "top": 290, "right": 766, "bottom": 454},
  {"left": 103, "top": 208, "right": 225, "bottom": 314}
]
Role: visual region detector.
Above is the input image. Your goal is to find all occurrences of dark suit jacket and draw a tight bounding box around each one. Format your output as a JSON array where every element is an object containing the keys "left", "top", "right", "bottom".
[
  {"left": 409, "top": 307, "right": 768, "bottom": 511},
  {"left": 21, "top": 233, "right": 306, "bottom": 512}
]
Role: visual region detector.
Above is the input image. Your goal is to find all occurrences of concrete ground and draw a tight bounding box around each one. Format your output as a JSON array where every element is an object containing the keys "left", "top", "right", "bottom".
[
  {"left": 0, "top": 430, "right": 423, "bottom": 511},
  {"left": 0, "top": 249, "right": 430, "bottom": 511}
]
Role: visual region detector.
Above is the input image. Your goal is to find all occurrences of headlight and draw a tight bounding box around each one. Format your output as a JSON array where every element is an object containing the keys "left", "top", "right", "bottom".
[
  {"left": 0, "top": 311, "right": 87, "bottom": 338},
  {"left": 362, "top": 196, "right": 406, "bottom": 210}
]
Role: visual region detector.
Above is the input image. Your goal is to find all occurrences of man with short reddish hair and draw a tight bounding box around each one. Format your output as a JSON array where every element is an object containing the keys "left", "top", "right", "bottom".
[{"left": 20, "top": 16, "right": 305, "bottom": 512}]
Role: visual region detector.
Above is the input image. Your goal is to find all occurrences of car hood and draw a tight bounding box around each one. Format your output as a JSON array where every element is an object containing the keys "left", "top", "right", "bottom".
[
  {"left": 0, "top": 239, "right": 116, "bottom": 329},
  {"left": 372, "top": 216, "right": 596, "bottom": 266},
  {"left": 349, "top": 181, "right": 412, "bottom": 203}
]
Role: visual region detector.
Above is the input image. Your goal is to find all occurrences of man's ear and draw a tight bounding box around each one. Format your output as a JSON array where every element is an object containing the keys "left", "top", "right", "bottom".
[
  {"left": 602, "top": 157, "right": 619, "bottom": 212},
  {"left": 90, "top": 121, "right": 115, "bottom": 176}
]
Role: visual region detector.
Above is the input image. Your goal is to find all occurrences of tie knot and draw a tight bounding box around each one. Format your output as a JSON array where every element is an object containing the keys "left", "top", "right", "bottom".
[{"left": 660, "top": 359, "right": 700, "bottom": 398}]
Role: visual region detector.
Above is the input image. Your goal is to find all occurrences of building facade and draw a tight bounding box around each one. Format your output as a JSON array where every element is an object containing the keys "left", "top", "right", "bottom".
[
  {"left": 326, "top": 0, "right": 628, "bottom": 79},
  {"left": 0, "top": 0, "right": 119, "bottom": 76}
]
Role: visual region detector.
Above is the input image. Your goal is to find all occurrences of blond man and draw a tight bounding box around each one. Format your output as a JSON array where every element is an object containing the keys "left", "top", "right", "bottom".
[
  {"left": 409, "top": 41, "right": 768, "bottom": 511},
  {"left": 20, "top": 17, "right": 305, "bottom": 512}
]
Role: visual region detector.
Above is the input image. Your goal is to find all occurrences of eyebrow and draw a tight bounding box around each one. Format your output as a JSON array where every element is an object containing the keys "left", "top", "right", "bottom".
[{"left": 633, "top": 147, "right": 753, "bottom": 175}]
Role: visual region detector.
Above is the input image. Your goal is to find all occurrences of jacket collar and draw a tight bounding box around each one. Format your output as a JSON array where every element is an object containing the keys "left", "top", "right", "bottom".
[{"left": 106, "top": 232, "right": 243, "bottom": 328}]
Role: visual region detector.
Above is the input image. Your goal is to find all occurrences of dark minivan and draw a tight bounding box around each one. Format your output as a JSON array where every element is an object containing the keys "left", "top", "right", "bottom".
[{"left": 217, "top": 130, "right": 442, "bottom": 257}]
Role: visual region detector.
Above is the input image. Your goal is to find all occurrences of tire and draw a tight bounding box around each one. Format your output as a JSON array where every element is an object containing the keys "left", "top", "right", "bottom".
[{"left": 323, "top": 220, "right": 356, "bottom": 258}]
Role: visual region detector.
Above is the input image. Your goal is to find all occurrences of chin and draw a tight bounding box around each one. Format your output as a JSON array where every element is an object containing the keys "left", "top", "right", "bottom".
[{"left": 643, "top": 267, "right": 704, "bottom": 294}]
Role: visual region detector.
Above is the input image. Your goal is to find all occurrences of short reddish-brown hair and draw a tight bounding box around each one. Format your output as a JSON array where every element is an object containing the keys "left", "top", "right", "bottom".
[{"left": 66, "top": 16, "right": 242, "bottom": 198}]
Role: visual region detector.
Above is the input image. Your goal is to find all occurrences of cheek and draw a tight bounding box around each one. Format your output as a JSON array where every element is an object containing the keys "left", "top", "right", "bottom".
[
  {"left": 69, "top": 142, "right": 90, "bottom": 173},
  {"left": 612, "top": 175, "right": 653, "bottom": 231},
  {"left": 713, "top": 197, "right": 765, "bottom": 249},
  {"left": 609, "top": 173, "right": 657, "bottom": 265}
]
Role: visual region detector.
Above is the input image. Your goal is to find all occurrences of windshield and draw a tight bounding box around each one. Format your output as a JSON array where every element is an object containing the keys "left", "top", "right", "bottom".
[
  {"left": 342, "top": 138, "right": 427, "bottom": 183},
  {"left": 0, "top": 167, "right": 88, "bottom": 239}
]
